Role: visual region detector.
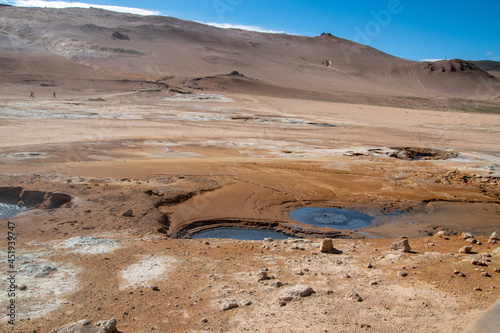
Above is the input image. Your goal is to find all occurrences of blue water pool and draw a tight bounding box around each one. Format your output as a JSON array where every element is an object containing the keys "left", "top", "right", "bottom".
[
  {"left": 191, "top": 227, "right": 292, "bottom": 240},
  {"left": 289, "top": 207, "right": 373, "bottom": 230},
  {"left": 0, "top": 203, "right": 28, "bottom": 218}
]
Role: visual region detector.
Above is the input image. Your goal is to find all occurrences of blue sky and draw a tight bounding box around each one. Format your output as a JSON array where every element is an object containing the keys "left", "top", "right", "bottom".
[{"left": 5, "top": 0, "right": 500, "bottom": 62}]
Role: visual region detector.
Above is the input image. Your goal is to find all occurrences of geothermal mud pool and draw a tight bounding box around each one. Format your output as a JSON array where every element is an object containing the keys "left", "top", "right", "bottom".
[
  {"left": 191, "top": 227, "right": 292, "bottom": 240},
  {"left": 289, "top": 207, "right": 374, "bottom": 230},
  {"left": 0, "top": 203, "right": 28, "bottom": 218}
]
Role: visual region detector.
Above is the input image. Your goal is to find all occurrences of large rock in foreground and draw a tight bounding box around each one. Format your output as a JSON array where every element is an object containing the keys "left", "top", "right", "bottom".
[{"left": 50, "top": 318, "right": 118, "bottom": 333}]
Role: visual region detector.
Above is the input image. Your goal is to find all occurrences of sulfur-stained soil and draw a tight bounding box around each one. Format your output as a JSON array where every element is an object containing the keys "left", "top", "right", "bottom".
[{"left": 0, "top": 90, "right": 499, "bottom": 332}]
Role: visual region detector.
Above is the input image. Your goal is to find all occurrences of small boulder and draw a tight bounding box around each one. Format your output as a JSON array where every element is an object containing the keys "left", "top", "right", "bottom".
[
  {"left": 459, "top": 245, "right": 473, "bottom": 254},
  {"left": 319, "top": 239, "right": 343, "bottom": 254},
  {"left": 50, "top": 318, "right": 118, "bottom": 333},
  {"left": 391, "top": 239, "right": 411, "bottom": 252},
  {"left": 466, "top": 237, "right": 477, "bottom": 244},
  {"left": 346, "top": 291, "right": 363, "bottom": 302},
  {"left": 489, "top": 231, "right": 500, "bottom": 244},
  {"left": 462, "top": 232, "right": 474, "bottom": 240},
  {"left": 278, "top": 285, "right": 314, "bottom": 305},
  {"left": 257, "top": 269, "right": 271, "bottom": 282},
  {"left": 121, "top": 209, "right": 133, "bottom": 217},
  {"left": 433, "top": 230, "right": 448, "bottom": 238},
  {"left": 220, "top": 299, "right": 239, "bottom": 311},
  {"left": 398, "top": 271, "right": 408, "bottom": 277}
]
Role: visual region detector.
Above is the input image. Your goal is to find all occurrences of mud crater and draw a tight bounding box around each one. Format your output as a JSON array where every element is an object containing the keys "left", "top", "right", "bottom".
[{"left": 0, "top": 187, "right": 72, "bottom": 211}]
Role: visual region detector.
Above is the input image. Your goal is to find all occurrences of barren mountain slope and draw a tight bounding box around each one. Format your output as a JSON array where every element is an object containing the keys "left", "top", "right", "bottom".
[{"left": 1, "top": 6, "right": 498, "bottom": 102}]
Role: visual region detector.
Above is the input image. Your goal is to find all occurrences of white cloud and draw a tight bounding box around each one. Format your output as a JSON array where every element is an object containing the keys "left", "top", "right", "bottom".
[
  {"left": 420, "top": 58, "right": 444, "bottom": 62},
  {"left": 204, "top": 22, "right": 285, "bottom": 34},
  {"left": 486, "top": 51, "right": 494, "bottom": 56},
  {"left": 5, "top": 0, "right": 160, "bottom": 16}
]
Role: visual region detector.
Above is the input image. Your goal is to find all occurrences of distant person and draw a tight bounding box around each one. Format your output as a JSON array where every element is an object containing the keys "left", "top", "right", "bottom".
[
  {"left": 53, "top": 91, "right": 56, "bottom": 99},
  {"left": 30, "top": 91, "right": 34, "bottom": 98}
]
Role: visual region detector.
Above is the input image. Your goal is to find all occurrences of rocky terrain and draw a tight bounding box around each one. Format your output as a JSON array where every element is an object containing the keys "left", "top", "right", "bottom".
[{"left": 0, "top": 6, "right": 499, "bottom": 333}]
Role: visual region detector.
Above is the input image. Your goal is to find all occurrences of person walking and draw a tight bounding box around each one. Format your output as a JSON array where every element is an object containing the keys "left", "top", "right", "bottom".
[
  {"left": 53, "top": 91, "right": 56, "bottom": 99},
  {"left": 30, "top": 91, "right": 34, "bottom": 98}
]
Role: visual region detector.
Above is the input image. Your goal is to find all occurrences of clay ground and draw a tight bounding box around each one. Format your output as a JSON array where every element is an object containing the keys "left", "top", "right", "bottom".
[{"left": 0, "top": 90, "right": 500, "bottom": 332}]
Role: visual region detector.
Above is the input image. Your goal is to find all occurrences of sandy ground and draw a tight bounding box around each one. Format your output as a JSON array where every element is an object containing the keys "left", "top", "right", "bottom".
[{"left": 0, "top": 90, "right": 499, "bottom": 332}]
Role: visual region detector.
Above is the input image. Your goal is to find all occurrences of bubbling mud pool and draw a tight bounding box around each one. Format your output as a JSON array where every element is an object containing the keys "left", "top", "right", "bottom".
[
  {"left": 191, "top": 227, "right": 292, "bottom": 240},
  {"left": 0, "top": 203, "right": 28, "bottom": 218},
  {"left": 289, "top": 207, "right": 373, "bottom": 230}
]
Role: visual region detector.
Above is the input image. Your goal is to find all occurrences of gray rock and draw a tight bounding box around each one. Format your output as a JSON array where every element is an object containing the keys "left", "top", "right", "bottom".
[
  {"left": 433, "top": 230, "right": 448, "bottom": 238},
  {"left": 278, "top": 285, "right": 314, "bottom": 305},
  {"left": 257, "top": 270, "right": 271, "bottom": 282},
  {"left": 462, "top": 232, "right": 474, "bottom": 239},
  {"left": 398, "top": 271, "right": 408, "bottom": 277},
  {"left": 493, "top": 247, "right": 500, "bottom": 256},
  {"left": 459, "top": 245, "right": 473, "bottom": 254},
  {"left": 121, "top": 209, "right": 133, "bottom": 217},
  {"left": 220, "top": 299, "right": 239, "bottom": 311},
  {"left": 240, "top": 299, "right": 252, "bottom": 307},
  {"left": 96, "top": 319, "right": 117, "bottom": 333},
  {"left": 489, "top": 231, "right": 500, "bottom": 244},
  {"left": 346, "top": 291, "right": 363, "bottom": 302},
  {"left": 391, "top": 239, "right": 411, "bottom": 252},
  {"left": 50, "top": 318, "right": 118, "bottom": 333}
]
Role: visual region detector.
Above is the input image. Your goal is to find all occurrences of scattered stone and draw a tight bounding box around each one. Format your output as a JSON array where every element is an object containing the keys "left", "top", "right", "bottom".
[
  {"left": 220, "top": 299, "right": 239, "bottom": 311},
  {"left": 474, "top": 287, "right": 482, "bottom": 291},
  {"left": 369, "top": 280, "right": 378, "bottom": 285},
  {"left": 462, "top": 232, "right": 474, "bottom": 239},
  {"left": 459, "top": 245, "right": 473, "bottom": 254},
  {"left": 343, "top": 273, "right": 351, "bottom": 279},
  {"left": 96, "top": 319, "right": 118, "bottom": 333},
  {"left": 366, "top": 263, "right": 374, "bottom": 268},
  {"left": 454, "top": 269, "right": 461, "bottom": 274},
  {"left": 318, "top": 239, "right": 343, "bottom": 254},
  {"left": 320, "top": 239, "right": 334, "bottom": 252},
  {"left": 121, "top": 209, "right": 133, "bottom": 217},
  {"left": 494, "top": 267, "right": 500, "bottom": 273},
  {"left": 391, "top": 239, "right": 411, "bottom": 252},
  {"left": 488, "top": 231, "right": 500, "bottom": 244},
  {"left": 240, "top": 299, "right": 252, "bottom": 307},
  {"left": 458, "top": 272, "right": 466, "bottom": 277},
  {"left": 482, "top": 252, "right": 492, "bottom": 258},
  {"left": 398, "top": 271, "right": 408, "bottom": 277},
  {"left": 346, "top": 291, "right": 363, "bottom": 302},
  {"left": 360, "top": 324, "right": 371, "bottom": 328},
  {"left": 471, "top": 257, "right": 480, "bottom": 265},
  {"left": 151, "top": 286, "right": 160, "bottom": 291},
  {"left": 466, "top": 238, "right": 477, "bottom": 244},
  {"left": 18, "top": 284, "right": 27, "bottom": 290},
  {"left": 270, "top": 281, "right": 283, "bottom": 288},
  {"left": 278, "top": 285, "right": 315, "bottom": 305},
  {"left": 257, "top": 270, "right": 271, "bottom": 282},
  {"left": 482, "top": 272, "right": 491, "bottom": 277},
  {"left": 434, "top": 230, "right": 448, "bottom": 238},
  {"left": 201, "top": 317, "right": 208, "bottom": 323},
  {"left": 493, "top": 247, "right": 500, "bottom": 256},
  {"left": 50, "top": 318, "right": 118, "bottom": 333},
  {"left": 477, "top": 260, "right": 488, "bottom": 267}
]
